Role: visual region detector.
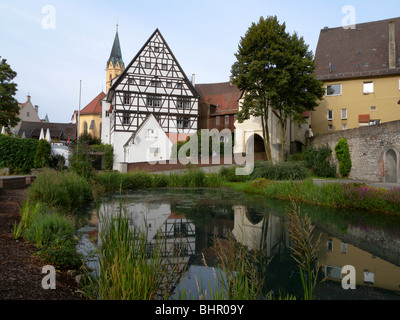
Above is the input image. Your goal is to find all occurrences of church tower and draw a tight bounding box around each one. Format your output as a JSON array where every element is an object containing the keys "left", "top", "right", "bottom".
[{"left": 106, "top": 25, "right": 125, "bottom": 93}]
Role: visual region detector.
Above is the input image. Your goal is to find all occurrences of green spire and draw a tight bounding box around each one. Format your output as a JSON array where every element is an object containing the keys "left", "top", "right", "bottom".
[{"left": 107, "top": 26, "right": 124, "bottom": 69}]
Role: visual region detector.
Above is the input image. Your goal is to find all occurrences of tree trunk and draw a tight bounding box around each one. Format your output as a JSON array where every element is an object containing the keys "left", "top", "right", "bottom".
[{"left": 261, "top": 101, "right": 272, "bottom": 161}]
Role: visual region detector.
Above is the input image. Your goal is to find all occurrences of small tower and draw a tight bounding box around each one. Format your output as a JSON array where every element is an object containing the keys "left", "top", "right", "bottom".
[{"left": 106, "top": 24, "right": 125, "bottom": 93}]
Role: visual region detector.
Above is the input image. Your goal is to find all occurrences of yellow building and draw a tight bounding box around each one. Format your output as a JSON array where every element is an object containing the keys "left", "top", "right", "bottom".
[
  {"left": 78, "top": 92, "right": 106, "bottom": 138},
  {"left": 312, "top": 17, "right": 400, "bottom": 135}
]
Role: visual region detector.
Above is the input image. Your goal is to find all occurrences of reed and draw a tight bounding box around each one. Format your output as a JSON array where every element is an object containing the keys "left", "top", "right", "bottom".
[
  {"left": 83, "top": 203, "right": 187, "bottom": 300},
  {"left": 285, "top": 201, "right": 324, "bottom": 300}
]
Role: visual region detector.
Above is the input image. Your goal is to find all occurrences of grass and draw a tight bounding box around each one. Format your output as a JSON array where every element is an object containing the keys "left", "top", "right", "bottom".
[{"left": 228, "top": 179, "right": 400, "bottom": 216}]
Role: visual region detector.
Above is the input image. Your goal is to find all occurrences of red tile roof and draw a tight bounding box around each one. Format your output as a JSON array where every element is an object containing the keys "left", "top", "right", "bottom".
[
  {"left": 80, "top": 92, "right": 106, "bottom": 115},
  {"left": 196, "top": 82, "right": 242, "bottom": 112}
]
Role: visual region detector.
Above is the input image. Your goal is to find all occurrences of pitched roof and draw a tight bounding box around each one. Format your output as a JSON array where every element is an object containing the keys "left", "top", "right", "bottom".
[
  {"left": 80, "top": 92, "right": 106, "bottom": 115},
  {"left": 107, "top": 30, "right": 124, "bottom": 69},
  {"left": 107, "top": 28, "right": 200, "bottom": 101},
  {"left": 17, "top": 121, "right": 77, "bottom": 141},
  {"left": 196, "top": 82, "right": 242, "bottom": 112},
  {"left": 315, "top": 17, "right": 400, "bottom": 81}
]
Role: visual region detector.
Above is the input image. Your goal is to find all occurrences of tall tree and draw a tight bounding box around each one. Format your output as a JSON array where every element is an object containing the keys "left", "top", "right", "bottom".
[
  {"left": 270, "top": 33, "right": 325, "bottom": 161},
  {"left": 231, "top": 16, "right": 324, "bottom": 161},
  {"left": 0, "top": 57, "right": 20, "bottom": 129},
  {"left": 231, "top": 16, "right": 288, "bottom": 161}
]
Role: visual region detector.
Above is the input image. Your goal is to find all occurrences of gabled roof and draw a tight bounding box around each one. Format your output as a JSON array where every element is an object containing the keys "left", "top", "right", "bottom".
[
  {"left": 80, "top": 92, "right": 106, "bottom": 115},
  {"left": 315, "top": 17, "right": 400, "bottom": 81},
  {"left": 18, "top": 121, "right": 77, "bottom": 141},
  {"left": 107, "top": 30, "right": 124, "bottom": 69},
  {"left": 107, "top": 28, "right": 199, "bottom": 101},
  {"left": 196, "top": 82, "right": 242, "bottom": 112}
]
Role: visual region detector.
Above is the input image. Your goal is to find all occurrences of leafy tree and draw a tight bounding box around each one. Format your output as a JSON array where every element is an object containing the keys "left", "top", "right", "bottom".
[
  {"left": 269, "top": 33, "right": 325, "bottom": 161},
  {"left": 34, "top": 139, "right": 51, "bottom": 168},
  {"left": 0, "top": 57, "right": 20, "bottom": 129},
  {"left": 231, "top": 16, "right": 324, "bottom": 161}
]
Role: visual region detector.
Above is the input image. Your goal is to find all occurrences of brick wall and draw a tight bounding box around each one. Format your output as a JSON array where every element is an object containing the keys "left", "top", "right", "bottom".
[{"left": 311, "top": 121, "right": 400, "bottom": 182}]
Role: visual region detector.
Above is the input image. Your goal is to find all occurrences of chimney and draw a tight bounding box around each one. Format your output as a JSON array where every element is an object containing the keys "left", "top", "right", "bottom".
[
  {"left": 34, "top": 105, "right": 39, "bottom": 113},
  {"left": 191, "top": 74, "right": 195, "bottom": 86},
  {"left": 389, "top": 21, "right": 396, "bottom": 69},
  {"left": 27, "top": 95, "right": 31, "bottom": 102}
]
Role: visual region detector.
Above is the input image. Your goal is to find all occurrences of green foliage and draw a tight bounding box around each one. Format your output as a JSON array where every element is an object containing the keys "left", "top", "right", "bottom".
[
  {"left": 33, "top": 139, "right": 51, "bottom": 168},
  {"left": 335, "top": 138, "right": 352, "bottom": 177},
  {"left": 218, "top": 166, "right": 251, "bottom": 182},
  {"left": 251, "top": 161, "right": 310, "bottom": 181},
  {"left": 13, "top": 201, "right": 46, "bottom": 240},
  {"left": 24, "top": 211, "right": 81, "bottom": 269},
  {"left": 303, "top": 145, "right": 337, "bottom": 178},
  {"left": 69, "top": 140, "right": 95, "bottom": 180},
  {"left": 91, "top": 144, "right": 114, "bottom": 171},
  {"left": 27, "top": 169, "right": 93, "bottom": 213},
  {"left": 0, "top": 57, "right": 20, "bottom": 128},
  {"left": 0, "top": 135, "right": 38, "bottom": 174}
]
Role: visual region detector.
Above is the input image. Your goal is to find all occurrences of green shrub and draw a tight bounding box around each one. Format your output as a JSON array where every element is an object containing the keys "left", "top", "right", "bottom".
[
  {"left": 121, "top": 171, "right": 153, "bottom": 190},
  {"left": 251, "top": 161, "right": 310, "bottom": 181},
  {"left": 303, "top": 145, "right": 337, "bottom": 178},
  {"left": 0, "top": 135, "right": 38, "bottom": 174},
  {"left": 335, "top": 138, "right": 352, "bottom": 178},
  {"left": 152, "top": 174, "right": 169, "bottom": 188},
  {"left": 33, "top": 139, "right": 51, "bottom": 168},
  {"left": 27, "top": 169, "right": 93, "bottom": 213},
  {"left": 218, "top": 166, "right": 251, "bottom": 182},
  {"left": 24, "top": 212, "right": 81, "bottom": 269}
]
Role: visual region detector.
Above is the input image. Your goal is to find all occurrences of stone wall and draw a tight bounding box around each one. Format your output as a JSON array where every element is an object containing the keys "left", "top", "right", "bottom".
[{"left": 311, "top": 121, "right": 400, "bottom": 182}]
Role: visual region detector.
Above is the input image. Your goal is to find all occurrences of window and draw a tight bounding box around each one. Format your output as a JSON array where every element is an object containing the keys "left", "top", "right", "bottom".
[
  {"left": 147, "top": 95, "right": 161, "bottom": 107},
  {"left": 105, "top": 111, "right": 110, "bottom": 118},
  {"left": 150, "top": 80, "right": 161, "bottom": 87},
  {"left": 328, "top": 124, "right": 333, "bottom": 131},
  {"left": 225, "top": 115, "right": 230, "bottom": 125},
  {"left": 176, "top": 83, "right": 182, "bottom": 89},
  {"left": 327, "top": 240, "right": 333, "bottom": 251},
  {"left": 90, "top": 120, "right": 95, "bottom": 130},
  {"left": 326, "top": 266, "right": 342, "bottom": 280},
  {"left": 177, "top": 117, "right": 190, "bottom": 129},
  {"left": 123, "top": 113, "right": 130, "bottom": 125},
  {"left": 145, "top": 62, "right": 151, "bottom": 69},
  {"left": 147, "top": 129, "right": 158, "bottom": 138},
  {"left": 341, "top": 243, "right": 347, "bottom": 254},
  {"left": 154, "top": 47, "right": 159, "bottom": 53},
  {"left": 364, "top": 271, "right": 375, "bottom": 284},
  {"left": 123, "top": 93, "right": 130, "bottom": 105},
  {"left": 166, "top": 82, "right": 172, "bottom": 88},
  {"left": 370, "top": 106, "right": 377, "bottom": 111},
  {"left": 140, "top": 79, "right": 146, "bottom": 86},
  {"left": 363, "top": 81, "right": 374, "bottom": 94},
  {"left": 341, "top": 109, "right": 347, "bottom": 120},
  {"left": 177, "top": 98, "right": 190, "bottom": 109},
  {"left": 27, "top": 112, "right": 30, "bottom": 117},
  {"left": 128, "top": 79, "right": 133, "bottom": 85},
  {"left": 369, "top": 119, "right": 381, "bottom": 126},
  {"left": 342, "top": 123, "right": 348, "bottom": 130},
  {"left": 327, "top": 110, "right": 333, "bottom": 120},
  {"left": 161, "top": 64, "right": 168, "bottom": 71},
  {"left": 326, "top": 84, "right": 342, "bottom": 96},
  {"left": 216, "top": 116, "right": 220, "bottom": 125},
  {"left": 83, "top": 122, "right": 88, "bottom": 135}
]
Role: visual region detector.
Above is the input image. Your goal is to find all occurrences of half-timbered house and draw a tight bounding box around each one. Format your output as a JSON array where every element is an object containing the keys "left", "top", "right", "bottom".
[{"left": 101, "top": 29, "right": 200, "bottom": 170}]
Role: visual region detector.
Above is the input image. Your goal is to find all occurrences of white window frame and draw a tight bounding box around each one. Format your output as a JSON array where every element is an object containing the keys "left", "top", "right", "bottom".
[
  {"left": 342, "top": 123, "right": 348, "bottom": 130},
  {"left": 225, "top": 115, "right": 229, "bottom": 125},
  {"left": 363, "top": 81, "right": 374, "bottom": 94},
  {"left": 326, "top": 84, "right": 342, "bottom": 96},
  {"left": 341, "top": 109, "right": 347, "bottom": 120},
  {"left": 216, "top": 116, "right": 220, "bottom": 125}
]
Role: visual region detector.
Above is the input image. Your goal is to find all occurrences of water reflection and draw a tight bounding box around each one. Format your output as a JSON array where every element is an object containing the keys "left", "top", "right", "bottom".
[{"left": 77, "top": 188, "right": 400, "bottom": 300}]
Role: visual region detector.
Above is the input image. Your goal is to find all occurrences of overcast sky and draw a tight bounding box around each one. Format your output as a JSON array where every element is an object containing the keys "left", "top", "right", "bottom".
[{"left": 0, "top": 0, "right": 398, "bottom": 123}]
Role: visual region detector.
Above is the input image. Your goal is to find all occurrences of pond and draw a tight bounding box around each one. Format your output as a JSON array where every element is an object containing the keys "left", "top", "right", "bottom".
[{"left": 76, "top": 188, "right": 400, "bottom": 300}]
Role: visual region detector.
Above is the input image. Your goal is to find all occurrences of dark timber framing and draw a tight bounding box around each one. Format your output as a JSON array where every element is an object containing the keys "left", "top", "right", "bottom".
[{"left": 106, "top": 29, "right": 200, "bottom": 136}]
